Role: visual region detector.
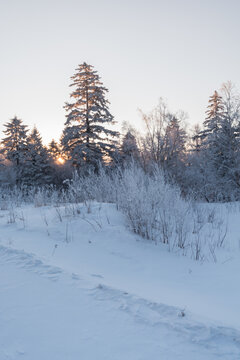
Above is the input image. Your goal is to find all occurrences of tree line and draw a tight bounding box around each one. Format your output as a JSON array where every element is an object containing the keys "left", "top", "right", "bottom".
[{"left": 1, "top": 62, "right": 240, "bottom": 202}]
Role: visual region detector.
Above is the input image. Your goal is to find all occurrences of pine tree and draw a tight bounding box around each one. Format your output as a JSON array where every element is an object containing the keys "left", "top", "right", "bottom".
[
  {"left": 163, "top": 115, "right": 187, "bottom": 182},
  {"left": 204, "top": 90, "right": 225, "bottom": 132},
  {"left": 61, "top": 62, "right": 119, "bottom": 170},
  {"left": 120, "top": 130, "right": 140, "bottom": 164},
  {"left": 200, "top": 91, "right": 225, "bottom": 149},
  {"left": 217, "top": 83, "right": 240, "bottom": 198},
  {"left": 164, "top": 116, "right": 186, "bottom": 163},
  {"left": 0, "top": 116, "right": 28, "bottom": 184},
  {"left": 195, "top": 86, "right": 240, "bottom": 201},
  {"left": 197, "top": 91, "right": 225, "bottom": 199},
  {"left": 22, "top": 127, "right": 52, "bottom": 185}
]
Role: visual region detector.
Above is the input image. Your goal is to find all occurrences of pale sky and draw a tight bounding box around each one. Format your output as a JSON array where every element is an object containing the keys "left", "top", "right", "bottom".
[{"left": 1, "top": 0, "right": 240, "bottom": 144}]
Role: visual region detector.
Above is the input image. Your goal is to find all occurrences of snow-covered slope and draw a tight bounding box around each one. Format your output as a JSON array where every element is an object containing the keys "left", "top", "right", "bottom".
[{"left": 0, "top": 202, "right": 240, "bottom": 359}]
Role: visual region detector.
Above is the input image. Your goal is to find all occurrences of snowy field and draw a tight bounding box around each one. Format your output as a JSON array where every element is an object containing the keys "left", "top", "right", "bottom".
[{"left": 0, "top": 202, "right": 240, "bottom": 359}]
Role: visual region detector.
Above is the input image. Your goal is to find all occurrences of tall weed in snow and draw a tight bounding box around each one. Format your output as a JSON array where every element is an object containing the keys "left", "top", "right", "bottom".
[{"left": 0, "top": 185, "right": 66, "bottom": 208}]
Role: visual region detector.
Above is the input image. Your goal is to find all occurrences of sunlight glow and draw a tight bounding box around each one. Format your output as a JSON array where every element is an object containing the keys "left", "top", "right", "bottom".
[{"left": 56, "top": 157, "right": 65, "bottom": 165}]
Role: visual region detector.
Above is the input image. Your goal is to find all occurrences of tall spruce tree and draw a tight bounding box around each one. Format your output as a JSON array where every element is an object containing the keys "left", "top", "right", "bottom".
[
  {"left": 218, "top": 82, "right": 240, "bottom": 198},
  {"left": 199, "top": 91, "right": 226, "bottom": 198},
  {"left": 201, "top": 90, "right": 225, "bottom": 150},
  {"left": 61, "top": 62, "right": 119, "bottom": 170},
  {"left": 204, "top": 91, "right": 225, "bottom": 134},
  {"left": 194, "top": 86, "right": 240, "bottom": 201}
]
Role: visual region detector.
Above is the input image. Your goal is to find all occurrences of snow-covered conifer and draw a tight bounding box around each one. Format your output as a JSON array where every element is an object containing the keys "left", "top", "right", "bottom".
[
  {"left": 193, "top": 86, "right": 240, "bottom": 200},
  {"left": 217, "top": 82, "right": 240, "bottom": 198},
  {"left": 163, "top": 115, "right": 187, "bottom": 169},
  {"left": 120, "top": 130, "right": 140, "bottom": 164},
  {"left": 48, "top": 140, "right": 62, "bottom": 162},
  {"left": 0, "top": 116, "right": 28, "bottom": 184},
  {"left": 197, "top": 91, "right": 226, "bottom": 199},
  {"left": 22, "top": 127, "right": 52, "bottom": 185},
  {"left": 61, "top": 62, "right": 119, "bottom": 170}
]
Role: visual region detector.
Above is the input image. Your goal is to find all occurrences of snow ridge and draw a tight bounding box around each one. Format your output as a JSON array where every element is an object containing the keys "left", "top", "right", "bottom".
[
  {"left": 92, "top": 284, "right": 240, "bottom": 358},
  {"left": 1, "top": 243, "right": 240, "bottom": 359},
  {"left": 0, "top": 245, "right": 65, "bottom": 282}
]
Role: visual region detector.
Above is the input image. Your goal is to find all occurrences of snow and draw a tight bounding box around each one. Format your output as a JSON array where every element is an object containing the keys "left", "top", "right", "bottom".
[{"left": 0, "top": 202, "right": 240, "bottom": 359}]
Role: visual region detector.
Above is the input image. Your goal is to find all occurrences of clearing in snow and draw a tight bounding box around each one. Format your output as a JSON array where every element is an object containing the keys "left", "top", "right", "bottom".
[{"left": 0, "top": 202, "right": 240, "bottom": 359}]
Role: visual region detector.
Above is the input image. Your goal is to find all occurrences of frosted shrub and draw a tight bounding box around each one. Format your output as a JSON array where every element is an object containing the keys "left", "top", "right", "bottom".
[
  {"left": 116, "top": 164, "right": 191, "bottom": 249},
  {"left": 117, "top": 166, "right": 163, "bottom": 241}
]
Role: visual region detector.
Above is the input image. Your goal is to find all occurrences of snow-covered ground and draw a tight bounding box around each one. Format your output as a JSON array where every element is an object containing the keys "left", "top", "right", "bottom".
[{"left": 0, "top": 202, "right": 240, "bottom": 359}]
